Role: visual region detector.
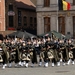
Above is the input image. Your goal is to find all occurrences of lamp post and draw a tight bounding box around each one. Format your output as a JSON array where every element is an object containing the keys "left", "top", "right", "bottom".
[{"left": 57, "top": 0, "right": 59, "bottom": 32}]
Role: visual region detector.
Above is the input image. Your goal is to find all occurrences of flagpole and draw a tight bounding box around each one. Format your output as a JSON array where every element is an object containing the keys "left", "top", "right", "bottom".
[{"left": 57, "top": 0, "right": 58, "bottom": 32}]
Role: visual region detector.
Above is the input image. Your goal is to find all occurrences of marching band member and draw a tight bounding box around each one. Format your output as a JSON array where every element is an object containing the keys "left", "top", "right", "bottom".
[
  {"left": 60, "top": 39, "right": 68, "bottom": 66},
  {"left": 0, "top": 34, "right": 8, "bottom": 69},
  {"left": 38, "top": 38, "right": 46, "bottom": 66},
  {"left": 29, "top": 39, "right": 37, "bottom": 67},
  {"left": 44, "top": 36, "right": 51, "bottom": 67},
  {"left": 17, "top": 38, "right": 24, "bottom": 66},
  {"left": 8, "top": 41, "right": 19, "bottom": 67},
  {"left": 21, "top": 41, "right": 31, "bottom": 68},
  {"left": 52, "top": 39, "right": 60, "bottom": 67},
  {"left": 67, "top": 39, "right": 75, "bottom": 65},
  {"left": 1, "top": 34, "right": 75, "bottom": 69}
]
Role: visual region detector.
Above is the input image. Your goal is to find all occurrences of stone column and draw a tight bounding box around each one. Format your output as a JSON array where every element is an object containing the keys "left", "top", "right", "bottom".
[
  {"left": 37, "top": 13, "right": 43, "bottom": 35},
  {"left": 65, "top": 14, "right": 73, "bottom": 36},
  {"left": 51, "top": 15, "right": 57, "bottom": 31}
]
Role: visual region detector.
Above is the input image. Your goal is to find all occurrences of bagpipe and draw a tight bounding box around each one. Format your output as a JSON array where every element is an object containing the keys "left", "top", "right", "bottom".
[
  {"left": 39, "top": 43, "right": 46, "bottom": 51},
  {"left": 58, "top": 43, "right": 65, "bottom": 51},
  {"left": 68, "top": 44, "right": 75, "bottom": 50}
]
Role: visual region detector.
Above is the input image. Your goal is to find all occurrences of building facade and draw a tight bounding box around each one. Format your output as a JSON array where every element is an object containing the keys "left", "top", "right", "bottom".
[
  {"left": 5, "top": 0, "right": 37, "bottom": 35},
  {"left": 0, "top": 0, "right": 37, "bottom": 35},
  {"left": 35, "top": 0, "right": 75, "bottom": 38},
  {"left": 0, "top": 0, "right": 5, "bottom": 31},
  {"left": 30, "top": 0, "right": 36, "bottom": 5}
]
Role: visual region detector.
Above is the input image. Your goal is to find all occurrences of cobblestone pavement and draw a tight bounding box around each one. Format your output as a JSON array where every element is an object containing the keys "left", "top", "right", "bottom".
[{"left": 0, "top": 62, "right": 75, "bottom": 75}]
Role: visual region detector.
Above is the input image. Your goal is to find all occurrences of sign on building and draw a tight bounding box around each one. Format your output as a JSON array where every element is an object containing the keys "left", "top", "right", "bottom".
[{"left": 8, "top": 11, "right": 15, "bottom": 16}]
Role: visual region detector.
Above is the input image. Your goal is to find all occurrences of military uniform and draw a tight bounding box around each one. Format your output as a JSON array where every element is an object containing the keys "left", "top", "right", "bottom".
[
  {"left": 0, "top": 34, "right": 8, "bottom": 69},
  {"left": 21, "top": 42, "right": 31, "bottom": 67},
  {"left": 17, "top": 42, "right": 23, "bottom": 66},
  {"left": 28, "top": 41, "right": 37, "bottom": 67},
  {"left": 25, "top": 40, "right": 34, "bottom": 67},
  {"left": 52, "top": 41, "right": 60, "bottom": 66},
  {"left": 38, "top": 41, "right": 46, "bottom": 66},
  {"left": 43, "top": 37, "right": 51, "bottom": 67},
  {"left": 8, "top": 41, "right": 19, "bottom": 67},
  {"left": 67, "top": 40, "right": 75, "bottom": 65},
  {"left": 58, "top": 40, "right": 68, "bottom": 66}
]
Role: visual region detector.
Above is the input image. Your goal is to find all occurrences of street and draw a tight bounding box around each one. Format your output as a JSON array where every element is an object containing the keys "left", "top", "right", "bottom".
[{"left": 0, "top": 62, "right": 75, "bottom": 75}]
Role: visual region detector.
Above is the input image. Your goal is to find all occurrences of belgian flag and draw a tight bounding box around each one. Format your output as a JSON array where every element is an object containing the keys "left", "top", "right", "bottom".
[
  {"left": 58, "top": 0, "right": 63, "bottom": 10},
  {"left": 58, "top": 0, "right": 71, "bottom": 10}
]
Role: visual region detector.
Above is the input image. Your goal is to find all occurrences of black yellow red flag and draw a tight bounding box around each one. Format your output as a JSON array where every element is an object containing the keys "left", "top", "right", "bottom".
[{"left": 58, "top": 0, "right": 71, "bottom": 10}]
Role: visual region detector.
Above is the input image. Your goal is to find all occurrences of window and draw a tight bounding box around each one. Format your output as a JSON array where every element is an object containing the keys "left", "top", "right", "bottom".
[
  {"left": 9, "top": 4, "right": 13, "bottom": 11},
  {"left": 18, "top": 11, "right": 21, "bottom": 26},
  {"left": 9, "top": 16, "right": 13, "bottom": 27},
  {"left": 18, "top": 17, "right": 21, "bottom": 26},
  {"left": 18, "top": 10, "right": 21, "bottom": 16},
  {"left": 44, "top": 17, "right": 50, "bottom": 33},
  {"left": 34, "top": 17, "right": 36, "bottom": 25},
  {"left": 23, "top": 16, "right": 27, "bottom": 26},
  {"left": 58, "top": 16, "right": 65, "bottom": 34},
  {"left": 73, "top": 0, "right": 75, "bottom": 5},
  {"left": 44, "top": 0, "right": 50, "bottom": 7},
  {"left": 30, "top": 17, "right": 33, "bottom": 26},
  {"left": 30, "top": 17, "right": 33, "bottom": 23},
  {"left": 34, "top": 17, "right": 37, "bottom": 28},
  {"left": 34, "top": 17, "right": 36, "bottom": 24},
  {"left": 73, "top": 16, "right": 75, "bottom": 32}
]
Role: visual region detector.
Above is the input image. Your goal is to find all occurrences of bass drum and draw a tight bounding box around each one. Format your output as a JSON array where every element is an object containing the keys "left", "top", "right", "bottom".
[
  {"left": 48, "top": 49, "right": 54, "bottom": 59},
  {"left": 26, "top": 54, "right": 31, "bottom": 61},
  {"left": 21, "top": 53, "right": 26, "bottom": 61},
  {"left": 0, "top": 55, "right": 3, "bottom": 62},
  {"left": 69, "top": 51, "right": 73, "bottom": 59},
  {"left": 59, "top": 51, "right": 63, "bottom": 59}
]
